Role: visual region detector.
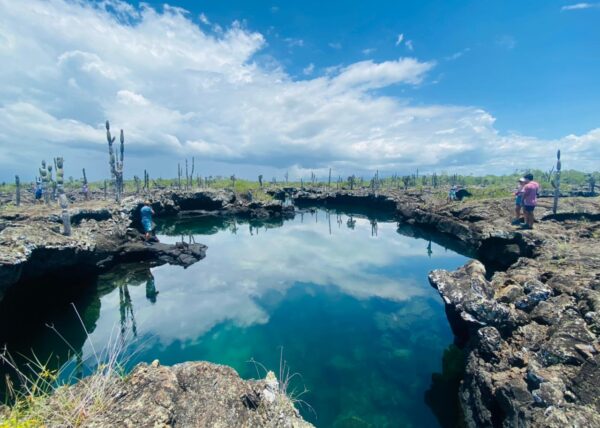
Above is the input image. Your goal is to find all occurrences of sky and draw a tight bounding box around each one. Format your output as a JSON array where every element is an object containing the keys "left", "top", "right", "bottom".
[{"left": 0, "top": 0, "right": 599, "bottom": 181}]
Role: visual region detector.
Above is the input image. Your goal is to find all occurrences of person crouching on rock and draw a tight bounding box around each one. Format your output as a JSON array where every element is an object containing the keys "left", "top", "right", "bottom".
[
  {"left": 140, "top": 200, "right": 155, "bottom": 241},
  {"left": 520, "top": 173, "right": 540, "bottom": 230},
  {"left": 511, "top": 177, "right": 526, "bottom": 225}
]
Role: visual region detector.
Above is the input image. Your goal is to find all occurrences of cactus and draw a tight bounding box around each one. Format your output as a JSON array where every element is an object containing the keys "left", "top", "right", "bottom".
[
  {"left": 144, "top": 169, "right": 149, "bottom": 190},
  {"left": 185, "top": 159, "right": 189, "bottom": 190},
  {"left": 348, "top": 175, "right": 355, "bottom": 190},
  {"left": 284, "top": 171, "right": 289, "bottom": 184},
  {"left": 54, "top": 157, "right": 71, "bottom": 236},
  {"left": 15, "top": 175, "right": 20, "bottom": 206},
  {"left": 258, "top": 174, "right": 263, "bottom": 187},
  {"left": 177, "top": 163, "right": 182, "bottom": 189},
  {"left": 189, "top": 157, "right": 195, "bottom": 189},
  {"left": 106, "top": 120, "right": 124, "bottom": 202},
  {"left": 230, "top": 174, "right": 236, "bottom": 191},
  {"left": 588, "top": 174, "right": 596, "bottom": 195},
  {"left": 328, "top": 168, "right": 332, "bottom": 189},
  {"left": 134, "top": 175, "right": 141, "bottom": 194},
  {"left": 39, "top": 160, "right": 50, "bottom": 204},
  {"left": 82, "top": 168, "right": 88, "bottom": 185},
  {"left": 103, "top": 179, "right": 108, "bottom": 199},
  {"left": 552, "top": 150, "right": 561, "bottom": 214}
]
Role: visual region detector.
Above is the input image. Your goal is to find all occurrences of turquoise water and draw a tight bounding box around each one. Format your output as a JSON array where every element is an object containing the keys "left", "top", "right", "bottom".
[{"left": 0, "top": 209, "right": 468, "bottom": 427}]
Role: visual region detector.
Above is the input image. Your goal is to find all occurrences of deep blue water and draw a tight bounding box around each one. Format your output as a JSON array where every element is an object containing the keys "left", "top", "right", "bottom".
[{"left": 0, "top": 209, "right": 468, "bottom": 427}]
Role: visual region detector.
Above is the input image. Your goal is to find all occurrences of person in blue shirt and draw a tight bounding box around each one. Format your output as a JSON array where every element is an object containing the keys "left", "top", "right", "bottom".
[{"left": 140, "top": 200, "right": 155, "bottom": 240}]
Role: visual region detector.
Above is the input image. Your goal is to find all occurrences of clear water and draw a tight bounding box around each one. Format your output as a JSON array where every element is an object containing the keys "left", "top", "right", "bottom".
[{"left": 0, "top": 209, "right": 468, "bottom": 427}]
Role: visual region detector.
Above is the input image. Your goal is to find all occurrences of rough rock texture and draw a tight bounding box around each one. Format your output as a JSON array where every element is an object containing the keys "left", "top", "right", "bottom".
[
  {"left": 419, "top": 196, "right": 600, "bottom": 427},
  {"left": 62, "top": 361, "right": 313, "bottom": 428}
]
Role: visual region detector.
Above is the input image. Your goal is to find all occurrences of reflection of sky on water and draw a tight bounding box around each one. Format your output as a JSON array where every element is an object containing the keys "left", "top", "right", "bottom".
[{"left": 82, "top": 211, "right": 467, "bottom": 355}]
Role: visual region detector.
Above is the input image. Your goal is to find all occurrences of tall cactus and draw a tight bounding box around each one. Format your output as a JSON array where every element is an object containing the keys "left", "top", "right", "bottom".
[
  {"left": 15, "top": 175, "right": 20, "bottom": 206},
  {"left": 552, "top": 149, "right": 561, "bottom": 214},
  {"left": 106, "top": 120, "right": 124, "bottom": 202},
  {"left": 55, "top": 157, "right": 64, "bottom": 194},
  {"left": 40, "top": 160, "right": 50, "bottom": 204},
  {"left": 190, "top": 157, "right": 195, "bottom": 189},
  {"left": 258, "top": 174, "right": 263, "bottom": 187},
  {"left": 185, "top": 159, "right": 189, "bottom": 190},
  {"left": 230, "top": 174, "right": 236, "bottom": 191},
  {"left": 55, "top": 157, "right": 71, "bottom": 236},
  {"left": 328, "top": 168, "right": 332, "bottom": 189}
]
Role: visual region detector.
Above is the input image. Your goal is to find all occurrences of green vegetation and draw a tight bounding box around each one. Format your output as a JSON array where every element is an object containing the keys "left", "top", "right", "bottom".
[
  {"left": 0, "top": 308, "right": 134, "bottom": 428},
  {"left": 1, "top": 169, "right": 598, "bottom": 208}
]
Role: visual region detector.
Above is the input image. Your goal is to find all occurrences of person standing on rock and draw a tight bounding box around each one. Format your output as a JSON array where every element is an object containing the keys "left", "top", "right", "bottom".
[
  {"left": 140, "top": 200, "right": 155, "bottom": 241},
  {"left": 521, "top": 173, "right": 540, "bottom": 230},
  {"left": 511, "top": 177, "right": 526, "bottom": 225}
]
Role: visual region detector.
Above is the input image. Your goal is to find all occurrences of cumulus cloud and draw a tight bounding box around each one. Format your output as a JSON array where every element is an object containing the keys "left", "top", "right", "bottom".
[{"left": 0, "top": 0, "right": 598, "bottom": 181}]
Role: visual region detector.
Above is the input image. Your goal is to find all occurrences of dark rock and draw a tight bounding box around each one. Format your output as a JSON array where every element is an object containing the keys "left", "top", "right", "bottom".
[
  {"left": 530, "top": 294, "right": 576, "bottom": 325},
  {"left": 477, "top": 326, "right": 502, "bottom": 362},
  {"left": 537, "top": 315, "right": 597, "bottom": 366}
]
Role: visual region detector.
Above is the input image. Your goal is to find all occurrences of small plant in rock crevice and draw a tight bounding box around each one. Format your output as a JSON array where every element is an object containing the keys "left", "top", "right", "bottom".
[{"left": 247, "top": 347, "right": 315, "bottom": 419}]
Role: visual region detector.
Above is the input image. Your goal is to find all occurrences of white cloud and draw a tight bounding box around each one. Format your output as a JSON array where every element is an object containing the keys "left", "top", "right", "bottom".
[
  {"left": 496, "top": 35, "right": 517, "bottom": 50},
  {"left": 0, "top": 0, "right": 598, "bottom": 181},
  {"left": 303, "top": 63, "right": 315, "bottom": 75},
  {"left": 328, "top": 42, "right": 342, "bottom": 49},
  {"left": 445, "top": 48, "right": 470, "bottom": 61},
  {"left": 284, "top": 37, "right": 304, "bottom": 48},
  {"left": 405, "top": 40, "right": 414, "bottom": 51},
  {"left": 561, "top": 2, "right": 600, "bottom": 10},
  {"left": 198, "top": 12, "right": 210, "bottom": 25},
  {"left": 362, "top": 48, "right": 376, "bottom": 55},
  {"left": 395, "top": 33, "right": 404, "bottom": 46}
]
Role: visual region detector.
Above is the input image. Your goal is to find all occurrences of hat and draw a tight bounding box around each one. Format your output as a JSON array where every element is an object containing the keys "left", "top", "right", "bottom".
[{"left": 518, "top": 178, "right": 526, "bottom": 182}]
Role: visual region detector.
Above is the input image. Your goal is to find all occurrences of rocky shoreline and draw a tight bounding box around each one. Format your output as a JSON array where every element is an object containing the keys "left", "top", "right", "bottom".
[
  {"left": 1, "top": 188, "right": 599, "bottom": 426},
  {"left": 0, "top": 190, "right": 293, "bottom": 301}
]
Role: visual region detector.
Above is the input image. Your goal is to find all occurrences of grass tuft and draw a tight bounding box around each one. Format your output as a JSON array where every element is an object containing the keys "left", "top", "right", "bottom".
[{"left": 0, "top": 304, "right": 139, "bottom": 427}]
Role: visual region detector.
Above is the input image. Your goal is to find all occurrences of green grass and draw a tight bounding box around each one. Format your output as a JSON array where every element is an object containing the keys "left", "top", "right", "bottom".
[{"left": 0, "top": 306, "right": 136, "bottom": 428}]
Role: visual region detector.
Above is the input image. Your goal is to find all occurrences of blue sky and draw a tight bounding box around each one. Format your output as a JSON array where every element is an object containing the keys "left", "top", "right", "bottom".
[
  {"left": 139, "top": 0, "right": 599, "bottom": 138},
  {"left": 0, "top": 0, "right": 598, "bottom": 181}
]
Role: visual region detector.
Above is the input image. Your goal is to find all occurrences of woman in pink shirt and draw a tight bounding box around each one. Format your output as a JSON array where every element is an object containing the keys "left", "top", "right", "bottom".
[{"left": 521, "top": 173, "right": 540, "bottom": 230}]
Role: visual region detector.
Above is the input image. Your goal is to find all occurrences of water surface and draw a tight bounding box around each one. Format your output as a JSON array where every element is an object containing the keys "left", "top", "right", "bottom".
[{"left": 0, "top": 209, "right": 468, "bottom": 427}]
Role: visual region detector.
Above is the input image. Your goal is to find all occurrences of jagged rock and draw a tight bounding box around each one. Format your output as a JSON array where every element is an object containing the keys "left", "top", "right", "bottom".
[
  {"left": 515, "top": 280, "right": 552, "bottom": 312},
  {"left": 52, "top": 361, "right": 313, "bottom": 428},
  {"left": 537, "top": 314, "right": 597, "bottom": 367},
  {"left": 530, "top": 294, "right": 576, "bottom": 325},
  {"left": 495, "top": 283, "right": 524, "bottom": 304},
  {"left": 429, "top": 261, "right": 527, "bottom": 332},
  {"left": 571, "top": 354, "right": 600, "bottom": 412},
  {"left": 477, "top": 326, "right": 503, "bottom": 362}
]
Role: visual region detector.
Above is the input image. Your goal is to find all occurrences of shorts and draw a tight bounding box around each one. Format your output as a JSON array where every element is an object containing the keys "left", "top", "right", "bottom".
[
  {"left": 515, "top": 195, "right": 523, "bottom": 206},
  {"left": 523, "top": 205, "right": 536, "bottom": 213},
  {"left": 142, "top": 219, "right": 153, "bottom": 233}
]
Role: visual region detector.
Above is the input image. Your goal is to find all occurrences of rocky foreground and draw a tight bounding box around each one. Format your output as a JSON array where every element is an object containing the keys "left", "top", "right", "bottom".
[
  {"left": 2, "top": 187, "right": 599, "bottom": 427},
  {"left": 55, "top": 361, "right": 312, "bottom": 428},
  {"left": 294, "top": 188, "right": 600, "bottom": 427}
]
